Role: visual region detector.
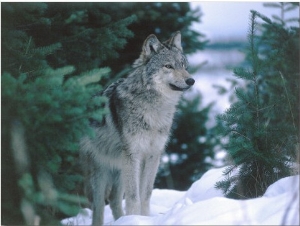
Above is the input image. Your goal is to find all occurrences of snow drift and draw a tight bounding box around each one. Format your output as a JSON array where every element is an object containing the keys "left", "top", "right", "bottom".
[{"left": 62, "top": 167, "right": 299, "bottom": 225}]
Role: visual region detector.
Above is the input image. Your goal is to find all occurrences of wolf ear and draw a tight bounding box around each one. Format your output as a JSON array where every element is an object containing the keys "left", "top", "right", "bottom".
[
  {"left": 164, "top": 31, "right": 183, "bottom": 51},
  {"left": 142, "top": 34, "right": 163, "bottom": 58}
]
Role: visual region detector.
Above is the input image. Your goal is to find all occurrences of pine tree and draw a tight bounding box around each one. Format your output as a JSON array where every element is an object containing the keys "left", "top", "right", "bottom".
[
  {"left": 1, "top": 2, "right": 135, "bottom": 224},
  {"left": 2, "top": 67, "right": 108, "bottom": 224},
  {"left": 215, "top": 4, "right": 299, "bottom": 199}
]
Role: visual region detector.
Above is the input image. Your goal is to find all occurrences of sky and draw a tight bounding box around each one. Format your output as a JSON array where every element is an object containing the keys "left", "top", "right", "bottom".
[{"left": 190, "top": 1, "right": 300, "bottom": 42}]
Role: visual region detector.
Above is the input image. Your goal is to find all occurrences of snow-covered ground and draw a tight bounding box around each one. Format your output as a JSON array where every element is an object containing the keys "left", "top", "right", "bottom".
[{"left": 62, "top": 167, "right": 299, "bottom": 225}]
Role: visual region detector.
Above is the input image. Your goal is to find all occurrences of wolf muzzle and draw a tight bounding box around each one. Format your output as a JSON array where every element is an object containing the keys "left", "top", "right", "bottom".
[{"left": 169, "top": 78, "right": 195, "bottom": 91}]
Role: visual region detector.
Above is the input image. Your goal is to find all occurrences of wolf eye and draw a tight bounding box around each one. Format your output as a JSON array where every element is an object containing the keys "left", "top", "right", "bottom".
[{"left": 164, "top": 64, "right": 173, "bottom": 69}]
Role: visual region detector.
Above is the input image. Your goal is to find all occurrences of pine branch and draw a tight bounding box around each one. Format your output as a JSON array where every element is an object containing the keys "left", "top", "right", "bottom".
[
  {"left": 75, "top": 67, "right": 110, "bottom": 86},
  {"left": 279, "top": 72, "right": 296, "bottom": 130},
  {"left": 249, "top": 11, "right": 261, "bottom": 130},
  {"left": 30, "top": 42, "right": 62, "bottom": 56},
  {"left": 19, "top": 36, "right": 32, "bottom": 73}
]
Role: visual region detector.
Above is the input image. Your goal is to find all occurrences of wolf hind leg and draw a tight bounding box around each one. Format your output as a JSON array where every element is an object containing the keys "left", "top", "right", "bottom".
[
  {"left": 140, "top": 154, "right": 161, "bottom": 216},
  {"left": 109, "top": 173, "right": 124, "bottom": 220}
]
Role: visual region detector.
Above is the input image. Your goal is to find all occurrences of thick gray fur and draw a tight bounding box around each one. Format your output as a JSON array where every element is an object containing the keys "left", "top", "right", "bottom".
[{"left": 80, "top": 31, "right": 195, "bottom": 226}]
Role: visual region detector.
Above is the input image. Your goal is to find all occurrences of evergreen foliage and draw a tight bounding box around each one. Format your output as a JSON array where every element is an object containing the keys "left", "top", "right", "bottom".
[
  {"left": 2, "top": 2, "right": 209, "bottom": 223},
  {"left": 2, "top": 65, "right": 110, "bottom": 224},
  {"left": 1, "top": 2, "right": 137, "bottom": 77},
  {"left": 215, "top": 4, "right": 299, "bottom": 199},
  {"left": 1, "top": 2, "right": 132, "bottom": 224}
]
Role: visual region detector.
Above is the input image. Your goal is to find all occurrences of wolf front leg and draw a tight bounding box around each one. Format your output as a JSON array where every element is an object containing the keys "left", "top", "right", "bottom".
[
  {"left": 139, "top": 153, "right": 161, "bottom": 216},
  {"left": 123, "top": 152, "right": 142, "bottom": 215},
  {"left": 92, "top": 173, "right": 107, "bottom": 226}
]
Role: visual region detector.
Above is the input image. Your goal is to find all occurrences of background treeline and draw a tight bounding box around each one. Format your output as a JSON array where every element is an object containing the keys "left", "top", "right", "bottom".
[{"left": 1, "top": 2, "right": 212, "bottom": 224}]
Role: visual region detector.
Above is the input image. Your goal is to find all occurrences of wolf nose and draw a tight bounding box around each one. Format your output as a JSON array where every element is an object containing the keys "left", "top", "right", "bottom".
[{"left": 185, "top": 78, "right": 195, "bottom": 86}]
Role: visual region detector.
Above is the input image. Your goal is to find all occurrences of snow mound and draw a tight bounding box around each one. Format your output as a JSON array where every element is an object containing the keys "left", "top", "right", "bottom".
[{"left": 62, "top": 167, "right": 299, "bottom": 225}]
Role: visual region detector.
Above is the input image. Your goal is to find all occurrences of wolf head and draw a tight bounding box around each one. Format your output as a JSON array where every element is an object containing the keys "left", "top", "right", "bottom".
[{"left": 133, "top": 31, "right": 195, "bottom": 93}]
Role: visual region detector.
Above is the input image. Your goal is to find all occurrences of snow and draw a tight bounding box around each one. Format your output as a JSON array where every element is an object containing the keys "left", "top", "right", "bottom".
[{"left": 62, "top": 167, "right": 299, "bottom": 225}]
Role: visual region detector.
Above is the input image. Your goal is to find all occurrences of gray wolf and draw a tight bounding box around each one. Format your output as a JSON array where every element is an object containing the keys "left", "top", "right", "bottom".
[{"left": 80, "top": 31, "right": 195, "bottom": 225}]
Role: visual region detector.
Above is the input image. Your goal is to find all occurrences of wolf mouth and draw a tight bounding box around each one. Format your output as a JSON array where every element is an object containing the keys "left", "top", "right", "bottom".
[{"left": 169, "top": 83, "right": 190, "bottom": 91}]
